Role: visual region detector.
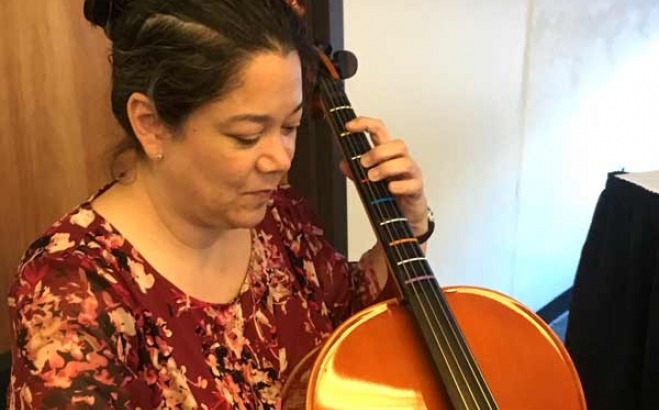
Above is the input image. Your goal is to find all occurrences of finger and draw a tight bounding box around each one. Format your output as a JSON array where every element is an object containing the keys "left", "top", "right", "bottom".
[
  {"left": 345, "top": 116, "right": 391, "bottom": 145},
  {"left": 367, "top": 157, "right": 420, "bottom": 183},
  {"left": 361, "top": 139, "right": 408, "bottom": 168},
  {"left": 387, "top": 179, "right": 424, "bottom": 198}
]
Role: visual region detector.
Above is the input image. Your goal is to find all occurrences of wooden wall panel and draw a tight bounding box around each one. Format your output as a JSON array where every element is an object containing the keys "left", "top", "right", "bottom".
[{"left": 0, "top": 0, "right": 121, "bottom": 351}]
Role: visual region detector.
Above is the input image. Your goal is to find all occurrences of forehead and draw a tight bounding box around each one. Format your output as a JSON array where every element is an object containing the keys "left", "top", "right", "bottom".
[
  {"left": 238, "top": 50, "right": 302, "bottom": 86},
  {"left": 182, "top": 51, "right": 304, "bottom": 128},
  {"left": 219, "top": 51, "right": 303, "bottom": 111}
]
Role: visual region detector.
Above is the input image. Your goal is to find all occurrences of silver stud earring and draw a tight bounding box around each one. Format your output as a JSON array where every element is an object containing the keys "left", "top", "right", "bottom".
[{"left": 154, "top": 153, "right": 164, "bottom": 161}]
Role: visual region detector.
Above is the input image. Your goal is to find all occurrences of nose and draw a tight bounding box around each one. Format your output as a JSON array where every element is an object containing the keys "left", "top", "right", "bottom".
[{"left": 257, "top": 132, "right": 295, "bottom": 174}]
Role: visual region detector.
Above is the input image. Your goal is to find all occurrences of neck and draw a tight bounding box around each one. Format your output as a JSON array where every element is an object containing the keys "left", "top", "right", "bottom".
[{"left": 121, "top": 165, "right": 237, "bottom": 252}]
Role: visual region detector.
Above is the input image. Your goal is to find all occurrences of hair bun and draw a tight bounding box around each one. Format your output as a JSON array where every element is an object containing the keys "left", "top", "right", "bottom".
[{"left": 83, "top": 0, "right": 113, "bottom": 27}]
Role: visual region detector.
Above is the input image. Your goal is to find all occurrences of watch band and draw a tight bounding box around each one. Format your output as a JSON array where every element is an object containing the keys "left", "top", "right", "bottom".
[{"left": 416, "top": 207, "right": 435, "bottom": 245}]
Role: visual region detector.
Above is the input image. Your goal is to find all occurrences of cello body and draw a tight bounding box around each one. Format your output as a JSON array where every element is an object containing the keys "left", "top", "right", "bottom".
[{"left": 282, "top": 286, "right": 586, "bottom": 410}]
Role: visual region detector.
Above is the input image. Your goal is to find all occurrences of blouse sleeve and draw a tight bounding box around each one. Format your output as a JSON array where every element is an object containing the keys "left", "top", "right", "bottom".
[
  {"left": 313, "top": 241, "right": 400, "bottom": 328},
  {"left": 7, "top": 251, "right": 139, "bottom": 409},
  {"left": 271, "top": 187, "right": 399, "bottom": 328}
]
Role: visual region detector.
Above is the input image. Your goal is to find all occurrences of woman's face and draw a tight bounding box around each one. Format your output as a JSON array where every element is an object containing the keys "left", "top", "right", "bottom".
[{"left": 155, "top": 50, "right": 303, "bottom": 230}]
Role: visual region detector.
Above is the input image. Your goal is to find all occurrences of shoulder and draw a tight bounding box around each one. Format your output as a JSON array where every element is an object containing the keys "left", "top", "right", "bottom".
[
  {"left": 267, "top": 184, "right": 323, "bottom": 233},
  {"left": 269, "top": 184, "right": 308, "bottom": 211},
  {"left": 7, "top": 203, "right": 139, "bottom": 408},
  {"left": 18, "top": 182, "right": 118, "bottom": 269},
  {"left": 19, "top": 204, "right": 105, "bottom": 266},
  {"left": 8, "top": 205, "right": 138, "bottom": 365},
  {"left": 10, "top": 203, "right": 132, "bottom": 313},
  {"left": 260, "top": 184, "right": 329, "bottom": 256}
]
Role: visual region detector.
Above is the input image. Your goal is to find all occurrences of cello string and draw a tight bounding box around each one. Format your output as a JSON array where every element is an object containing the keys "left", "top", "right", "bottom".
[
  {"left": 319, "top": 77, "right": 444, "bottom": 338},
  {"left": 319, "top": 78, "right": 418, "bottom": 288},
  {"left": 285, "top": 0, "right": 497, "bottom": 401},
  {"left": 320, "top": 78, "right": 411, "bottom": 268},
  {"left": 283, "top": 0, "right": 501, "bottom": 396},
  {"left": 318, "top": 80, "right": 390, "bottom": 249},
  {"left": 320, "top": 77, "right": 488, "bottom": 409},
  {"left": 320, "top": 75, "right": 495, "bottom": 409}
]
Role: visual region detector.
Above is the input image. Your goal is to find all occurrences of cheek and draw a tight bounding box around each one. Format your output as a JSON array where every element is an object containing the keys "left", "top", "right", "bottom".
[
  {"left": 208, "top": 154, "right": 256, "bottom": 189},
  {"left": 184, "top": 140, "right": 240, "bottom": 178},
  {"left": 285, "top": 135, "right": 297, "bottom": 158}
]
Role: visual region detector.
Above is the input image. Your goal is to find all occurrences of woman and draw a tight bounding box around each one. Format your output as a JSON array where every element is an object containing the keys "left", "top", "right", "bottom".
[{"left": 7, "top": 0, "right": 431, "bottom": 408}]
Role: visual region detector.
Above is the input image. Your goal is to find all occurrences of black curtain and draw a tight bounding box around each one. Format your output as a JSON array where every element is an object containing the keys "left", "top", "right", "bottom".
[{"left": 566, "top": 172, "right": 659, "bottom": 410}]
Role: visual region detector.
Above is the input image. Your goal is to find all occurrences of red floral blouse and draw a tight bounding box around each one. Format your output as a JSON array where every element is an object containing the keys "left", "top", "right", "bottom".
[{"left": 7, "top": 185, "right": 394, "bottom": 409}]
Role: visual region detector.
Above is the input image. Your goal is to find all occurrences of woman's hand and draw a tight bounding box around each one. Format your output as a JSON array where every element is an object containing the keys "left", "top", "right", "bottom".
[{"left": 339, "top": 116, "right": 429, "bottom": 238}]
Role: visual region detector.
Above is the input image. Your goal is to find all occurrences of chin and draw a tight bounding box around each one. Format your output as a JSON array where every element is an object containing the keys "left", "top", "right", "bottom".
[{"left": 226, "top": 207, "right": 269, "bottom": 229}]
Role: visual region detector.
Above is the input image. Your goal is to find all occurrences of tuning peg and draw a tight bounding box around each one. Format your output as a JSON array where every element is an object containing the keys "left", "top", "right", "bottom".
[{"left": 332, "top": 50, "right": 358, "bottom": 80}]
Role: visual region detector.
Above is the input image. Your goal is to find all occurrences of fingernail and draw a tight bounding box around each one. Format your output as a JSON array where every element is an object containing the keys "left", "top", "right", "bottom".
[
  {"left": 369, "top": 169, "right": 380, "bottom": 181},
  {"left": 360, "top": 156, "right": 370, "bottom": 167}
]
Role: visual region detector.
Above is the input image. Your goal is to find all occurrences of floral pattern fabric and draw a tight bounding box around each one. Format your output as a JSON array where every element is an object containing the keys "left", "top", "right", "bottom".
[{"left": 7, "top": 184, "right": 394, "bottom": 409}]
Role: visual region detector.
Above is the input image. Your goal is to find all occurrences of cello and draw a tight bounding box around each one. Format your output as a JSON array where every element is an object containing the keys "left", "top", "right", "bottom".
[{"left": 282, "top": 2, "right": 587, "bottom": 409}]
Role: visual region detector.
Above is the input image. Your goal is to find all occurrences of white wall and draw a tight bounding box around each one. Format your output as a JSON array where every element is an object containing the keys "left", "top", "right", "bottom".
[{"left": 344, "top": 0, "right": 659, "bottom": 310}]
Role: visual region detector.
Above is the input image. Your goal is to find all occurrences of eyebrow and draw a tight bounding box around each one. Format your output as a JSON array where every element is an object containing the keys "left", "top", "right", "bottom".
[{"left": 222, "top": 101, "right": 305, "bottom": 125}]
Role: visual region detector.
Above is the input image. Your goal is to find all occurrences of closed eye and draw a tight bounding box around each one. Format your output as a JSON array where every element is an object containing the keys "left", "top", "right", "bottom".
[
  {"left": 282, "top": 124, "right": 300, "bottom": 136},
  {"left": 228, "top": 134, "right": 261, "bottom": 147}
]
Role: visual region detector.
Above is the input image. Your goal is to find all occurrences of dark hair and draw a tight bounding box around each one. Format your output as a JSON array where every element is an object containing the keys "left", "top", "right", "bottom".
[{"left": 83, "top": 0, "right": 316, "bottom": 176}]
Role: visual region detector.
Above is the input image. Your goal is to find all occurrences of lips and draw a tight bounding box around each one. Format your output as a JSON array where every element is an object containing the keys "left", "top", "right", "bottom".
[{"left": 245, "top": 189, "right": 275, "bottom": 199}]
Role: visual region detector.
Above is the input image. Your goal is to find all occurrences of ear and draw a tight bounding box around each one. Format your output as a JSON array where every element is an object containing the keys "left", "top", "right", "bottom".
[{"left": 126, "top": 92, "right": 170, "bottom": 159}]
